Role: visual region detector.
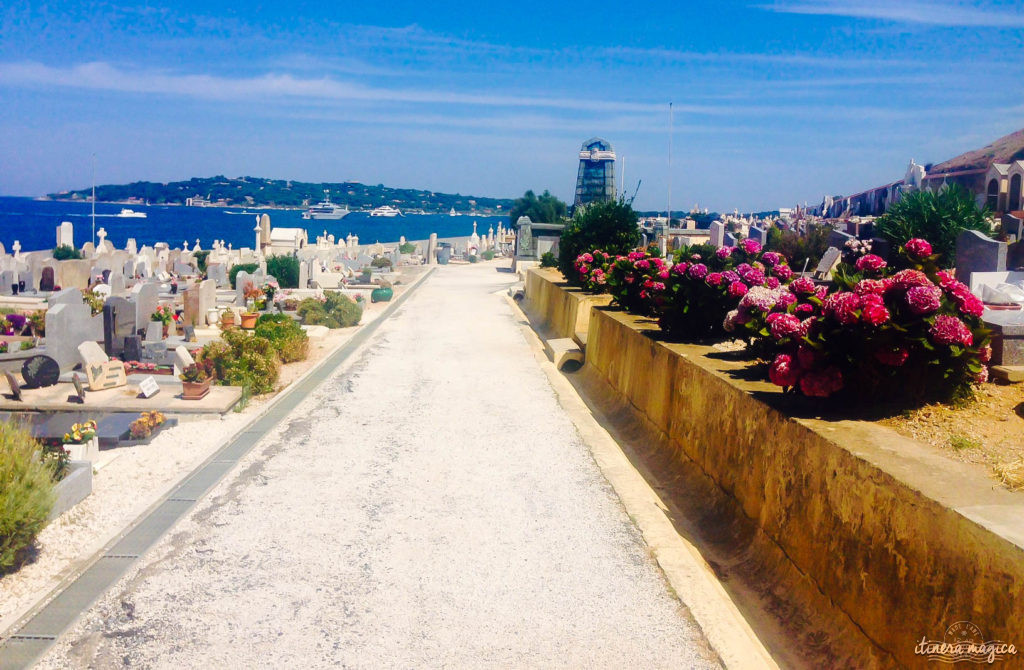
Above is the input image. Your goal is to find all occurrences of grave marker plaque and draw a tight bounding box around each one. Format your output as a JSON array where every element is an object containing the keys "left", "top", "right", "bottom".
[
  {"left": 138, "top": 376, "right": 160, "bottom": 398},
  {"left": 85, "top": 360, "right": 127, "bottom": 391},
  {"left": 21, "top": 355, "right": 60, "bottom": 388},
  {"left": 123, "top": 335, "right": 142, "bottom": 362},
  {"left": 68, "top": 373, "right": 86, "bottom": 404},
  {"left": 3, "top": 371, "right": 21, "bottom": 401}
]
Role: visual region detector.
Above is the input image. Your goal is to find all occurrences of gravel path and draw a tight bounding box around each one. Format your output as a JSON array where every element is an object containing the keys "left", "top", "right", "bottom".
[{"left": 37, "top": 263, "right": 722, "bottom": 669}]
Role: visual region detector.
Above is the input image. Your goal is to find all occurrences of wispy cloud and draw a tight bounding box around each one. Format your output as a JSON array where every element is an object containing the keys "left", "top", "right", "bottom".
[{"left": 758, "top": 0, "right": 1024, "bottom": 27}]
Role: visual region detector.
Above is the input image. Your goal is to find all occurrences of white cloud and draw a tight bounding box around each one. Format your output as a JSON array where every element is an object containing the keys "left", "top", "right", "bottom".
[{"left": 758, "top": 0, "right": 1024, "bottom": 27}]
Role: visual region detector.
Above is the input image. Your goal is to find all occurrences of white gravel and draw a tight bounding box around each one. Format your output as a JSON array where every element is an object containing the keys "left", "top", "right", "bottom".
[{"left": 36, "top": 262, "right": 722, "bottom": 669}]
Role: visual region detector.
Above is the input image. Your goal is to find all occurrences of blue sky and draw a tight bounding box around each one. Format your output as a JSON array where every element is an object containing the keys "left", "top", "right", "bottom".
[{"left": 0, "top": 0, "right": 1021, "bottom": 211}]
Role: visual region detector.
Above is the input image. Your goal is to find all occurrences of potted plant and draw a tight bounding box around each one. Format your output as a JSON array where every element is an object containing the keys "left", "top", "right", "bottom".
[
  {"left": 179, "top": 359, "right": 214, "bottom": 400},
  {"left": 220, "top": 308, "right": 236, "bottom": 329},
  {"left": 371, "top": 280, "right": 394, "bottom": 303},
  {"left": 241, "top": 283, "right": 263, "bottom": 328},
  {"left": 62, "top": 420, "right": 99, "bottom": 462},
  {"left": 151, "top": 304, "right": 174, "bottom": 337}
]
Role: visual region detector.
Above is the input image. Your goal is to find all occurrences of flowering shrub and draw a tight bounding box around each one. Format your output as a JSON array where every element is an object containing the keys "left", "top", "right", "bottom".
[
  {"left": 572, "top": 250, "right": 614, "bottom": 293},
  {"left": 606, "top": 251, "right": 669, "bottom": 315},
  {"left": 129, "top": 411, "right": 166, "bottom": 440},
  {"left": 62, "top": 420, "right": 97, "bottom": 445},
  {"left": 0, "top": 342, "right": 7, "bottom": 354},
  {"left": 759, "top": 238, "right": 990, "bottom": 403},
  {"left": 150, "top": 304, "right": 174, "bottom": 326},
  {"left": 657, "top": 240, "right": 794, "bottom": 339}
]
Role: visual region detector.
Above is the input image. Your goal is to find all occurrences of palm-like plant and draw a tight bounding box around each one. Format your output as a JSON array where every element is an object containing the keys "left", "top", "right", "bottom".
[{"left": 876, "top": 184, "right": 992, "bottom": 268}]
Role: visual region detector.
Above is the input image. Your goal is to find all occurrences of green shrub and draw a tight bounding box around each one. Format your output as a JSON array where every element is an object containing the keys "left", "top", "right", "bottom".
[
  {"left": 297, "top": 291, "right": 362, "bottom": 328},
  {"left": 254, "top": 314, "right": 309, "bottom": 363},
  {"left": 876, "top": 184, "right": 992, "bottom": 268},
  {"left": 766, "top": 224, "right": 831, "bottom": 273},
  {"left": 467, "top": 254, "right": 479, "bottom": 263},
  {"left": 399, "top": 242, "right": 417, "bottom": 254},
  {"left": 0, "top": 422, "right": 56, "bottom": 572},
  {"left": 539, "top": 251, "right": 557, "bottom": 268},
  {"left": 52, "top": 245, "right": 82, "bottom": 260},
  {"left": 371, "top": 256, "right": 392, "bottom": 269},
  {"left": 481, "top": 250, "right": 495, "bottom": 261},
  {"left": 558, "top": 199, "right": 640, "bottom": 284},
  {"left": 229, "top": 263, "right": 259, "bottom": 289},
  {"left": 199, "top": 329, "right": 280, "bottom": 395},
  {"left": 266, "top": 255, "right": 300, "bottom": 288}
]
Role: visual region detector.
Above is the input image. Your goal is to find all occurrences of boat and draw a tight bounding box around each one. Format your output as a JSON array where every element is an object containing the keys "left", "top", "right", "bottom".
[
  {"left": 116, "top": 208, "right": 147, "bottom": 218},
  {"left": 303, "top": 192, "right": 350, "bottom": 220},
  {"left": 224, "top": 210, "right": 260, "bottom": 215},
  {"left": 449, "top": 207, "right": 460, "bottom": 216},
  {"left": 369, "top": 205, "right": 402, "bottom": 217}
]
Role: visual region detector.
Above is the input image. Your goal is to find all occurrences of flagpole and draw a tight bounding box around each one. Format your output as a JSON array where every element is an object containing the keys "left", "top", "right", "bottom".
[{"left": 668, "top": 102, "right": 673, "bottom": 225}]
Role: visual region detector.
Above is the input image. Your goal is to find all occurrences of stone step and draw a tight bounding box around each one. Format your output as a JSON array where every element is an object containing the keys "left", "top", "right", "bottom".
[
  {"left": 573, "top": 330, "right": 588, "bottom": 351},
  {"left": 991, "top": 365, "right": 1024, "bottom": 383},
  {"left": 544, "top": 337, "right": 583, "bottom": 371}
]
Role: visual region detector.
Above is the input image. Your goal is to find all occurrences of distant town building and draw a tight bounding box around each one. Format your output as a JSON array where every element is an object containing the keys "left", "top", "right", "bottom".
[{"left": 574, "top": 138, "right": 617, "bottom": 207}]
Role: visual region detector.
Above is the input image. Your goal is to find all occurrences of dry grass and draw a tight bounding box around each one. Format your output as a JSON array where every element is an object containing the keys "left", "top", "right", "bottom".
[{"left": 880, "top": 383, "right": 1024, "bottom": 491}]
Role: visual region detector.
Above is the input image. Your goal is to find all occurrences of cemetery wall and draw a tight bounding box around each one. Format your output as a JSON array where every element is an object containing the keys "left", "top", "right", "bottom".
[
  {"left": 523, "top": 267, "right": 612, "bottom": 340},
  {"left": 526, "top": 268, "right": 1024, "bottom": 668}
]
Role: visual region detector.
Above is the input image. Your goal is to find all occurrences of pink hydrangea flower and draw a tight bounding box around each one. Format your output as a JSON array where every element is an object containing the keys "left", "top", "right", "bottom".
[
  {"left": 980, "top": 345, "right": 992, "bottom": 363},
  {"left": 795, "top": 302, "right": 814, "bottom": 315},
  {"left": 929, "top": 315, "right": 973, "bottom": 347},
  {"left": 721, "top": 270, "right": 740, "bottom": 283},
  {"left": 735, "top": 263, "right": 753, "bottom": 275},
  {"left": 741, "top": 239, "right": 762, "bottom": 255},
  {"left": 953, "top": 291, "right": 984, "bottom": 318},
  {"left": 874, "top": 346, "right": 909, "bottom": 367},
  {"left": 672, "top": 262, "right": 689, "bottom": 275},
  {"left": 765, "top": 277, "right": 781, "bottom": 289},
  {"left": 854, "top": 279, "right": 887, "bottom": 296},
  {"left": 776, "top": 292, "right": 797, "bottom": 308},
  {"left": 715, "top": 246, "right": 734, "bottom": 259},
  {"left": 790, "top": 277, "right": 816, "bottom": 295},
  {"left": 904, "top": 238, "right": 933, "bottom": 259},
  {"left": 823, "top": 291, "right": 861, "bottom": 325},
  {"left": 635, "top": 259, "right": 651, "bottom": 270},
  {"left": 769, "top": 354, "right": 800, "bottom": 387},
  {"left": 977, "top": 366, "right": 989, "bottom": 384},
  {"left": 767, "top": 312, "right": 802, "bottom": 339},
  {"left": 855, "top": 254, "right": 887, "bottom": 272},
  {"left": 860, "top": 294, "right": 891, "bottom": 325},
  {"left": 705, "top": 272, "right": 724, "bottom": 287},
  {"left": 728, "top": 281, "right": 749, "bottom": 298},
  {"left": 658, "top": 269, "right": 670, "bottom": 280},
  {"left": 772, "top": 264, "right": 793, "bottom": 280},
  {"left": 687, "top": 263, "right": 708, "bottom": 279},
  {"left": 890, "top": 269, "right": 930, "bottom": 289},
  {"left": 752, "top": 261, "right": 766, "bottom": 272},
  {"left": 799, "top": 366, "right": 843, "bottom": 397},
  {"left": 628, "top": 251, "right": 645, "bottom": 261},
  {"left": 739, "top": 286, "right": 778, "bottom": 312},
  {"left": 906, "top": 284, "right": 942, "bottom": 315},
  {"left": 935, "top": 270, "right": 957, "bottom": 291},
  {"left": 741, "top": 268, "right": 766, "bottom": 285},
  {"left": 761, "top": 251, "right": 782, "bottom": 267}
]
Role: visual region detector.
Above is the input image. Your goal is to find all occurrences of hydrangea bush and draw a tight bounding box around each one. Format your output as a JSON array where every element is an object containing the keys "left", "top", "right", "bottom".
[
  {"left": 757, "top": 238, "right": 990, "bottom": 403},
  {"left": 572, "top": 250, "right": 614, "bottom": 293},
  {"left": 606, "top": 251, "right": 669, "bottom": 315},
  {"left": 656, "top": 240, "right": 794, "bottom": 339}
]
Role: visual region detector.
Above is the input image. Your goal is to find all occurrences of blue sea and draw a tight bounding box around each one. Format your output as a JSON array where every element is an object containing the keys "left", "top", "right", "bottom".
[{"left": 0, "top": 197, "right": 507, "bottom": 252}]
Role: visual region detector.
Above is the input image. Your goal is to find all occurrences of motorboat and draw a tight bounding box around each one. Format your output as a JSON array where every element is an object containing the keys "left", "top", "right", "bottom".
[
  {"left": 303, "top": 193, "right": 350, "bottom": 220},
  {"left": 116, "top": 208, "right": 147, "bottom": 218},
  {"left": 369, "top": 205, "right": 402, "bottom": 217}
]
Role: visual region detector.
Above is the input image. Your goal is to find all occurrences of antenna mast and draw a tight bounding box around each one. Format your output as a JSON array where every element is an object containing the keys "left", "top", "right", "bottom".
[
  {"left": 91, "top": 153, "right": 96, "bottom": 247},
  {"left": 668, "top": 102, "right": 673, "bottom": 224}
]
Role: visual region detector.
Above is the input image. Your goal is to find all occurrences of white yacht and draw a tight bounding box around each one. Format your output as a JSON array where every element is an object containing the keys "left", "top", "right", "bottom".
[
  {"left": 303, "top": 193, "right": 350, "bottom": 220},
  {"left": 449, "top": 207, "right": 460, "bottom": 216},
  {"left": 116, "top": 208, "right": 147, "bottom": 218},
  {"left": 369, "top": 205, "right": 402, "bottom": 217}
]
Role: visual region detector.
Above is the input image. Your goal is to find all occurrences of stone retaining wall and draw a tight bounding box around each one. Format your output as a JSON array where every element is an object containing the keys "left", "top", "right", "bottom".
[
  {"left": 526, "top": 268, "right": 1024, "bottom": 668},
  {"left": 523, "top": 267, "right": 611, "bottom": 340}
]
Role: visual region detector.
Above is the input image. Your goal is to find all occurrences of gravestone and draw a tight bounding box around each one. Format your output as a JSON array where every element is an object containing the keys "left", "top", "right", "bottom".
[
  {"left": 427, "top": 233, "right": 438, "bottom": 265},
  {"left": 123, "top": 335, "right": 142, "bottom": 362},
  {"left": 78, "top": 340, "right": 109, "bottom": 368},
  {"left": 109, "top": 273, "right": 126, "bottom": 295},
  {"left": 3, "top": 371, "right": 21, "bottom": 401},
  {"left": 234, "top": 270, "right": 253, "bottom": 304},
  {"left": 45, "top": 302, "right": 94, "bottom": 371},
  {"left": 81, "top": 242, "right": 95, "bottom": 258},
  {"left": 828, "top": 229, "right": 856, "bottom": 249},
  {"left": 102, "top": 296, "right": 136, "bottom": 356},
  {"left": 709, "top": 221, "right": 725, "bottom": 247},
  {"left": 955, "top": 229, "right": 1006, "bottom": 286},
  {"left": 207, "top": 263, "right": 228, "bottom": 287},
  {"left": 56, "top": 221, "right": 74, "bottom": 248},
  {"left": 298, "top": 261, "right": 309, "bottom": 289},
  {"left": 131, "top": 282, "right": 159, "bottom": 331},
  {"left": 173, "top": 345, "right": 195, "bottom": 373},
  {"left": 183, "top": 285, "right": 202, "bottom": 326},
  {"left": 145, "top": 321, "right": 163, "bottom": 342},
  {"left": 0, "top": 270, "right": 15, "bottom": 295},
  {"left": 723, "top": 232, "right": 737, "bottom": 247},
  {"left": 39, "top": 266, "right": 55, "bottom": 292},
  {"left": 814, "top": 247, "right": 842, "bottom": 278},
  {"left": 748, "top": 225, "right": 767, "bottom": 246},
  {"left": 982, "top": 312, "right": 1024, "bottom": 366},
  {"left": 183, "top": 325, "right": 196, "bottom": 343},
  {"left": 21, "top": 355, "right": 60, "bottom": 388},
  {"left": 198, "top": 279, "right": 216, "bottom": 323}
]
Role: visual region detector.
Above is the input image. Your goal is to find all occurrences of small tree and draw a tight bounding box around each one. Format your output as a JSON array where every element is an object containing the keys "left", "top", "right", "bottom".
[
  {"left": 266, "top": 255, "right": 300, "bottom": 289},
  {"left": 509, "top": 189, "right": 568, "bottom": 226},
  {"left": 876, "top": 185, "right": 992, "bottom": 268},
  {"left": 558, "top": 199, "right": 641, "bottom": 284},
  {"left": 765, "top": 224, "right": 832, "bottom": 273}
]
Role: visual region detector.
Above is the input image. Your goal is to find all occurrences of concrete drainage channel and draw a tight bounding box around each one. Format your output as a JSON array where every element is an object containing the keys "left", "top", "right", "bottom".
[{"left": 0, "top": 268, "right": 436, "bottom": 669}]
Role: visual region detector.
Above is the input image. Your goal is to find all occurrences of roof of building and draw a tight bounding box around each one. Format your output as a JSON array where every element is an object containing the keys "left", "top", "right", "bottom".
[
  {"left": 928, "top": 127, "right": 1024, "bottom": 175},
  {"left": 269, "top": 227, "right": 304, "bottom": 242}
]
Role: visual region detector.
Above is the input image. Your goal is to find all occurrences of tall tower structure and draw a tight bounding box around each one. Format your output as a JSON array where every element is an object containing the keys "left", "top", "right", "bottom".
[{"left": 574, "top": 138, "right": 617, "bottom": 207}]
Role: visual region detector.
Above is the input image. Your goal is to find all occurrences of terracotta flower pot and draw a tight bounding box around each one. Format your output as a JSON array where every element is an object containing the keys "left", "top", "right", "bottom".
[
  {"left": 182, "top": 379, "right": 211, "bottom": 400},
  {"left": 240, "top": 313, "right": 258, "bottom": 330},
  {"left": 221, "top": 314, "right": 235, "bottom": 330}
]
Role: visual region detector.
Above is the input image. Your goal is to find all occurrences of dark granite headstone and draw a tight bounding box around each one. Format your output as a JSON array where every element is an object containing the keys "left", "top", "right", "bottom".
[
  {"left": 4, "top": 371, "right": 22, "bottom": 401},
  {"left": 955, "top": 229, "right": 1006, "bottom": 285},
  {"left": 21, "top": 355, "right": 60, "bottom": 388},
  {"left": 123, "top": 335, "right": 143, "bottom": 362},
  {"left": 101, "top": 269, "right": 111, "bottom": 283},
  {"left": 40, "top": 267, "right": 55, "bottom": 292}
]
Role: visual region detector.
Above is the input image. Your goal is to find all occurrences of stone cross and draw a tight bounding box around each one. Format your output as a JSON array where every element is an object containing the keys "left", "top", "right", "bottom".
[
  {"left": 11, "top": 240, "right": 20, "bottom": 259},
  {"left": 96, "top": 228, "right": 107, "bottom": 249}
]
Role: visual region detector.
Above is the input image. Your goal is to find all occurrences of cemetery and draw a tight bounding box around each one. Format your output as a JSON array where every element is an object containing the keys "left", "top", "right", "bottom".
[{"left": 516, "top": 221, "right": 1024, "bottom": 668}]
